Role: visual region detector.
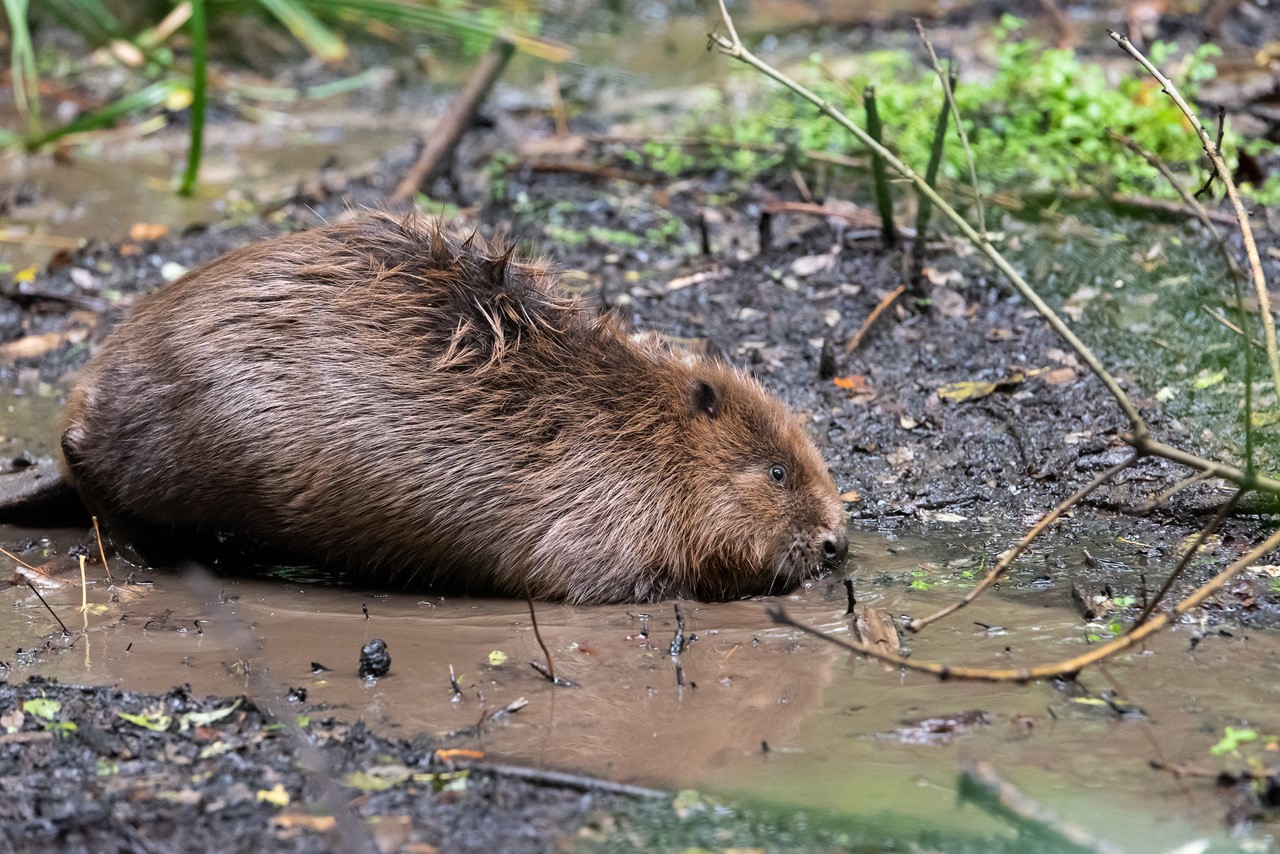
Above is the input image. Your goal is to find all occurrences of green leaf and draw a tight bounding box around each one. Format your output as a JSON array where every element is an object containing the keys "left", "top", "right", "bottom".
[
  {"left": 22, "top": 698, "right": 61, "bottom": 721},
  {"left": 178, "top": 699, "right": 241, "bottom": 732},
  {"left": 1210, "top": 726, "right": 1258, "bottom": 756},
  {"left": 116, "top": 711, "right": 173, "bottom": 732}
]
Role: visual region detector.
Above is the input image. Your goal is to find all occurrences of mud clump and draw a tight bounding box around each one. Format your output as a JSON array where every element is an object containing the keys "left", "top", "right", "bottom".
[{"left": 60, "top": 213, "right": 847, "bottom": 603}]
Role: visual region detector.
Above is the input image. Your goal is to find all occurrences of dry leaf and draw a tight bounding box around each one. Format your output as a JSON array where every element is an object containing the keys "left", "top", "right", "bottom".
[
  {"left": 129, "top": 223, "right": 169, "bottom": 242},
  {"left": 517, "top": 134, "right": 587, "bottom": 157},
  {"left": 1041, "top": 367, "right": 1078, "bottom": 385},
  {"left": 790, "top": 252, "right": 837, "bottom": 278},
  {"left": 833, "top": 374, "right": 875, "bottom": 402},
  {"left": 1062, "top": 286, "right": 1100, "bottom": 321},
  {"left": 937, "top": 373, "right": 1024, "bottom": 403},
  {"left": 0, "top": 328, "right": 88, "bottom": 361},
  {"left": 840, "top": 489, "right": 861, "bottom": 503},
  {"left": 853, "top": 607, "right": 900, "bottom": 670},
  {"left": 273, "top": 815, "right": 336, "bottom": 832},
  {"left": 933, "top": 287, "right": 966, "bottom": 318}
]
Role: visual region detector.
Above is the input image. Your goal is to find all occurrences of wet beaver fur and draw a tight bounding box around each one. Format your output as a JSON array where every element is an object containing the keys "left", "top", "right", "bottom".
[{"left": 61, "top": 213, "right": 848, "bottom": 603}]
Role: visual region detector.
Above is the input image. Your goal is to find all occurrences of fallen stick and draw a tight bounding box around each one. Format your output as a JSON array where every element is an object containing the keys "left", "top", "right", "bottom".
[{"left": 390, "top": 37, "right": 515, "bottom": 204}]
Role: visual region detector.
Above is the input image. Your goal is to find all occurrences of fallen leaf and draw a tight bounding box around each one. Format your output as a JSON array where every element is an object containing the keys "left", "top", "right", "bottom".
[
  {"left": 129, "top": 223, "right": 169, "bottom": 241},
  {"left": 839, "top": 489, "right": 861, "bottom": 503},
  {"left": 273, "top": 815, "right": 337, "bottom": 832},
  {"left": 257, "top": 784, "right": 291, "bottom": 807},
  {"left": 853, "top": 607, "right": 900, "bottom": 667},
  {"left": 886, "top": 446, "right": 914, "bottom": 471},
  {"left": 1041, "top": 367, "right": 1078, "bottom": 385},
  {"left": 178, "top": 699, "right": 241, "bottom": 732},
  {"left": 937, "top": 373, "right": 1024, "bottom": 403},
  {"left": 833, "top": 373, "right": 875, "bottom": 402},
  {"left": 1062, "top": 286, "right": 1100, "bottom": 321},
  {"left": 116, "top": 711, "right": 172, "bottom": 732},
  {"left": 434, "top": 748, "right": 485, "bottom": 763},
  {"left": 0, "top": 329, "right": 88, "bottom": 361},
  {"left": 790, "top": 252, "right": 837, "bottom": 278},
  {"left": 486, "top": 650, "right": 508, "bottom": 666}
]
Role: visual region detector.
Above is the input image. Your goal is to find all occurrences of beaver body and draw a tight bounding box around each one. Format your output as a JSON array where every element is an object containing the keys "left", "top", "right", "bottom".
[{"left": 61, "top": 214, "right": 847, "bottom": 603}]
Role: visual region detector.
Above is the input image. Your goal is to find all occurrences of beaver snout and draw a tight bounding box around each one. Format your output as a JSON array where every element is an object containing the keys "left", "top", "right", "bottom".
[{"left": 820, "top": 530, "right": 849, "bottom": 569}]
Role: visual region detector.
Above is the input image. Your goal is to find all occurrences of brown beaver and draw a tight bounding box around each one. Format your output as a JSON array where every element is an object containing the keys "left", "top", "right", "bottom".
[{"left": 59, "top": 213, "right": 848, "bottom": 603}]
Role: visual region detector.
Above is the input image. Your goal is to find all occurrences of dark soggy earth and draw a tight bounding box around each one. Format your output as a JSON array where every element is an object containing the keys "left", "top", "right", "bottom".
[{"left": 3, "top": 105, "right": 1280, "bottom": 849}]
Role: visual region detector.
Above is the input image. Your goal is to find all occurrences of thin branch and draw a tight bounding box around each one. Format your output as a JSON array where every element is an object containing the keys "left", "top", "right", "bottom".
[
  {"left": 1104, "top": 128, "right": 1243, "bottom": 281},
  {"left": 771, "top": 525, "right": 1280, "bottom": 682},
  {"left": 1135, "top": 487, "right": 1242, "bottom": 625},
  {"left": 709, "top": 11, "right": 1147, "bottom": 436},
  {"left": 906, "top": 455, "right": 1135, "bottom": 632},
  {"left": 914, "top": 19, "right": 985, "bottom": 235},
  {"left": 1128, "top": 469, "right": 1213, "bottom": 514},
  {"left": 1109, "top": 29, "right": 1280, "bottom": 402},
  {"left": 845, "top": 284, "right": 906, "bottom": 353},
  {"left": 1128, "top": 434, "right": 1279, "bottom": 494}
]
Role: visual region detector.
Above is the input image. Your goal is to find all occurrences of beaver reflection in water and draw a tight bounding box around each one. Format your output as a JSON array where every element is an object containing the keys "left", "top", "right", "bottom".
[{"left": 60, "top": 213, "right": 849, "bottom": 603}]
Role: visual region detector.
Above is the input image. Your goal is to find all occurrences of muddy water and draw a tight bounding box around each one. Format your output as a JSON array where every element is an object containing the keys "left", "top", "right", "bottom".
[{"left": 2, "top": 518, "right": 1269, "bottom": 850}]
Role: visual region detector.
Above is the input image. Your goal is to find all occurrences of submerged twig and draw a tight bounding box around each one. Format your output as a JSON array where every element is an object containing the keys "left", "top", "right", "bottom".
[
  {"left": 770, "top": 525, "right": 1280, "bottom": 682},
  {"left": 959, "top": 760, "right": 1121, "bottom": 854},
  {"left": 907, "top": 455, "right": 1135, "bottom": 632},
  {"left": 26, "top": 581, "right": 69, "bottom": 636},
  {"left": 526, "top": 595, "right": 558, "bottom": 684},
  {"left": 1134, "top": 488, "right": 1243, "bottom": 626}
]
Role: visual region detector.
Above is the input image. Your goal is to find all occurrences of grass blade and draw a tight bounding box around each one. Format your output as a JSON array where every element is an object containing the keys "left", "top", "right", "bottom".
[
  {"left": 179, "top": 0, "right": 208, "bottom": 196},
  {"left": 3, "top": 0, "right": 42, "bottom": 138},
  {"left": 27, "top": 80, "right": 185, "bottom": 149},
  {"left": 259, "top": 0, "right": 349, "bottom": 62}
]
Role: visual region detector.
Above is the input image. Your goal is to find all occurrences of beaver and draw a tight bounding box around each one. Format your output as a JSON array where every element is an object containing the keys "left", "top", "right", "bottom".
[{"left": 59, "top": 213, "right": 848, "bottom": 604}]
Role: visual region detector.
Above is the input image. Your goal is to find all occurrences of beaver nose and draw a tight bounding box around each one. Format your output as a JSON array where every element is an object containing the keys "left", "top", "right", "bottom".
[{"left": 821, "top": 531, "right": 849, "bottom": 567}]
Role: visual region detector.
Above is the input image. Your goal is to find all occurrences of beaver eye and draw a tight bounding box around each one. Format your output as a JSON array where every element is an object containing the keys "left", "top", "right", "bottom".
[{"left": 769, "top": 464, "right": 787, "bottom": 484}]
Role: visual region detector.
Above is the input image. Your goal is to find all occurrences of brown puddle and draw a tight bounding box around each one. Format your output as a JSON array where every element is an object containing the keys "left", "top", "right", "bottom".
[{"left": 3, "top": 520, "right": 1271, "bottom": 849}]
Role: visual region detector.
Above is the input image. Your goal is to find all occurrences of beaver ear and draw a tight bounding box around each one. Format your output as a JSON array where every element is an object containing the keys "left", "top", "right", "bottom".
[{"left": 691, "top": 379, "right": 721, "bottom": 418}]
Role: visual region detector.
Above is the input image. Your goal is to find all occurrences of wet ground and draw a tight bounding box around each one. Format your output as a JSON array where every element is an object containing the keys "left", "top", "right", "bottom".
[{"left": 4, "top": 1, "right": 1280, "bottom": 851}]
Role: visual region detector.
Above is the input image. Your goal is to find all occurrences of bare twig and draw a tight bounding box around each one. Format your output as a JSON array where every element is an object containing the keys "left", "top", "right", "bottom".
[
  {"left": 26, "top": 581, "right": 70, "bottom": 635},
  {"left": 1127, "top": 434, "right": 1280, "bottom": 494},
  {"left": 1134, "top": 487, "right": 1243, "bottom": 625},
  {"left": 1128, "top": 469, "right": 1214, "bottom": 514},
  {"left": 914, "top": 19, "right": 985, "bottom": 235},
  {"left": 710, "top": 5, "right": 1146, "bottom": 435},
  {"left": 960, "top": 761, "right": 1121, "bottom": 854},
  {"left": 907, "top": 455, "right": 1136, "bottom": 632},
  {"left": 1109, "top": 30, "right": 1280, "bottom": 401},
  {"left": 845, "top": 284, "right": 906, "bottom": 353},
  {"left": 92, "top": 515, "right": 112, "bottom": 581},
  {"left": 526, "top": 595, "right": 556, "bottom": 683},
  {"left": 770, "top": 524, "right": 1280, "bottom": 682},
  {"left": 1105, "top": 128, "right": 1244, "bottom": 281},
  {"left": 390, "top": 37, "right": 515, "bottom": 204}
]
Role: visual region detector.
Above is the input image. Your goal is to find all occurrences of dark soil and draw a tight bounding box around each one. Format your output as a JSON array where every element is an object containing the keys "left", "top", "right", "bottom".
[{"left": 0, "top": 676, "right": 645, "bottom": 854}]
